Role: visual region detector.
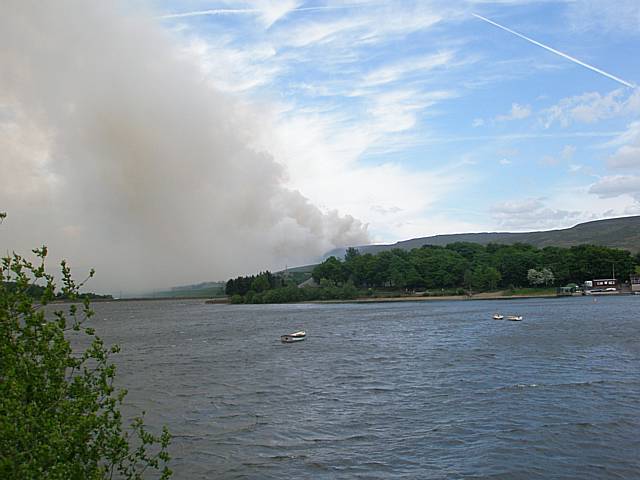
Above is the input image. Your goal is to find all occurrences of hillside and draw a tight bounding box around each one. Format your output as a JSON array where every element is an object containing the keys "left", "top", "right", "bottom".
[
  {"left": 140, "top": 281, "right": 226, "bottom": 299},
  {"left": 325, "top": 215, "right": 640, "bottom": 259}
]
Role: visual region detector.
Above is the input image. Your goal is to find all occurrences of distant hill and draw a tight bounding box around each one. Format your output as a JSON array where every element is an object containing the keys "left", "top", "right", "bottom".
[
  {"left": 325, "top": 215, "right": 640, "bottom": 259},
  {"left": 145, "top": 281, "right": 226, "bottom": 299}
]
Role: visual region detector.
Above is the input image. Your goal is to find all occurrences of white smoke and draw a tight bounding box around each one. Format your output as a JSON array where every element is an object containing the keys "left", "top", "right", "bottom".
[{"left": 0, "top": 1, "right": 369, "bottom": 293}]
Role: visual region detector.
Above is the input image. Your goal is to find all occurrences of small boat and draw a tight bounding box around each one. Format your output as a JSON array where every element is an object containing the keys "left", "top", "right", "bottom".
[
  {"left": 506, "top": 315, "right": 523, "bottom": 321},
  {"left": 492, "top": 314, "right": 504, "bottom": 320},
  {"left": 281, "top": 330, "right": 306, "bottom": 343}
]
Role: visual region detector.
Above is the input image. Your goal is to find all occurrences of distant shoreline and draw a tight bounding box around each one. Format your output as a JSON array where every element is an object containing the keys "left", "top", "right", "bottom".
[
  {"left": 311, "top": 290, "right": 581, "bottom": 304},
  {"left": 311, "top": 293, "right": 560, "bottom": 304},
  {"left": 203, "top": 291, "right": 572, "bottom": 305},
  {"left": 55, "top": 291, "right": 634, "bottom": 305},
  {"left": 51, "top": 296, "right": 216, "bottom": 304}
]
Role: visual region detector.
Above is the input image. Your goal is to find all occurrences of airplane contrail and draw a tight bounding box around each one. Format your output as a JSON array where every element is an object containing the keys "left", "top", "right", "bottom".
[
  {"left": 158, "top": 5, "right": 369, "bottom": 20},
  {"left": 472, "top": 13, "right": 637, "bottom": 89},
  {"left": 157, "top": 9, "right": 259, "bottom": 19}
]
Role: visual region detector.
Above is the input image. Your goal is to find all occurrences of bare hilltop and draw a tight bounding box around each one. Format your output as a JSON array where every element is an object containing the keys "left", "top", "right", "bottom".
[{"left": 325, "top": 215, "right": 640, "bottom": 259}]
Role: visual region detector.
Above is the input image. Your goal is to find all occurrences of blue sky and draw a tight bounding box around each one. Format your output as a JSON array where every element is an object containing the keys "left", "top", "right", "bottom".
[{"left": 149, "top": 0, "right": 640, "bottom": 242}]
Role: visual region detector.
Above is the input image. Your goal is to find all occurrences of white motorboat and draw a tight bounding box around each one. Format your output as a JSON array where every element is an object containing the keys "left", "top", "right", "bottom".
[
  {"left": 506, "top": 315, "right": 523, "bottom": 321},
  {"left": 492, "top": 314, "right": 504, "bottom": 320},
  {"left": 281, "top": 330, "right": 306, "bottom": 343}
]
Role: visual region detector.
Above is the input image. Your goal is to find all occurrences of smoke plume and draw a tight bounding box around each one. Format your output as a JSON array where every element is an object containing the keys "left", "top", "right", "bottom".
[{"left": 0, "top": 1, "right": 369, "bottom": 293}]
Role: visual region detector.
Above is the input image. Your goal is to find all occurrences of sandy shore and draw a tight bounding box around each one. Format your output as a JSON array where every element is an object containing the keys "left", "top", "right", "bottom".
[
  {"left": 312, "top": 291, "right": 559, "bottom": 304},
  {"left": 205, "top": 291, "right": 562, "bottom": 305}
]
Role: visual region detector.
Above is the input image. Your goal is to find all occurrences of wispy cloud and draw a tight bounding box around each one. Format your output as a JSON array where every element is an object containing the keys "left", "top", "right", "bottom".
[
  {"left": 495, "top": 102, "right": 531, "bottom": 121},
  {"left": 365, "top": 89, "right": 457, "bottom": 136},
  {"left": 158, "top": 2, "right": 373, "bottom": 21},
  {"left": 589, "top": 175, "right": 640, "bottom": 201},
  {"left": 276, "top": 3, "right": 443, "bottom": 49},
  {"left": 411, "top": 131, "right": 624, "bottom": 145},
  {"left": 183, "top": 37, "right": 280, "bottom": 92},
  {"left": 562, "top": 145, "right": 576, "bottom": 160},
  {"left": 566, "top": 0, "right": 640, "bottom": 35},
  {"left": 281, "top": 16, "right": 366, "bottom": 47},
  {"left": 361, "top": 51, "right": 454, "bottom": 87},
  {"left": 542, "top": 88, "right": 640, "bottom": 128},
  {"left": 538, "top": 145, "right": 576, "bottom": 168},
  {"left": 608, "top": 145, "right": 640, "bottom": 169},
  {"left": 491, "top": 197, "right": 583, "bottom": 230},
  {"left": 158, "top": 0, "right": 304, "bottom": 27},
  {"left": 605, "top": 121, "right": 640, "bottom": 170}
]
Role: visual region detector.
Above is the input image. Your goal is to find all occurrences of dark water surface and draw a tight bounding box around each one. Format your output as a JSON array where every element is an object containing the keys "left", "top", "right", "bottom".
[{"left": 89, "top": 296, "right": 640, "bottom": 479}]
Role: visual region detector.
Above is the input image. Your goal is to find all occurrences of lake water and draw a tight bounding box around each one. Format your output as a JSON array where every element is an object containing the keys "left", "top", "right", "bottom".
[{"left": 88, "top": 296, "right": 640, "bottom": 479}]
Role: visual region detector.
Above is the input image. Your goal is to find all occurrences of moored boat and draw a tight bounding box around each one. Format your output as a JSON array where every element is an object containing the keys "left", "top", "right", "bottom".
[
  {"left": 281, "top": 330, "right": 306, "bottom": 343},
  {"left": 506, "top": 315, "right": 523, "bottom": 321},
  {"left": 492, "top": 314, "right": 504, "bottom": 320}
]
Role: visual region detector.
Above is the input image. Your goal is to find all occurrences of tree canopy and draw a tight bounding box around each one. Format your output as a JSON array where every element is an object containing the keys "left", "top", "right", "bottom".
[
  {"left": 310, "top": 242, "right": 637, "bottom": 291},
  {"left": 225, "top": 241, "right": 638, "bottom": 304}
]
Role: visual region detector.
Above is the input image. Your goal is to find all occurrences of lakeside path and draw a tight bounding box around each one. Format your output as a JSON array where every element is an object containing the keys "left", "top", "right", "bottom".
[
  {"left": 204, "top": 291, "right": 569, "bottom": 305},
  {"left": 312, "top": 292, "right": 560, "bottom": 304}
]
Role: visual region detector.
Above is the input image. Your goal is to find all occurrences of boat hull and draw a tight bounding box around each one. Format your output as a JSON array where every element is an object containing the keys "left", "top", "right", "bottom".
[
  {"left": 281, "top": 331, "right": 306, "bottom": 343},
  {"left": 281, "top": 335, "right": 306, "bottom": 343}
]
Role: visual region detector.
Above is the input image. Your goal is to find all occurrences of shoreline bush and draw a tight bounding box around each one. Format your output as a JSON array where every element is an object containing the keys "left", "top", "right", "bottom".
[{"left": 0, "top": 237, "right": 171, "bottom": 478}]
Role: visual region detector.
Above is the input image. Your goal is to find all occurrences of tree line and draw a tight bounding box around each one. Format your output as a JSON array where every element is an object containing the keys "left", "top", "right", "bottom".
[
  {"left": 2, "top": 281, "right": 114, "bottom": 300},
  {"left": 225, "top": 271, "right": 282, "bottom": 296},
  {"left": 312, "top": 243, "right": 639, "bottom": 291},
  {"left": 225, "top": 270, "right": 359, "bottom": 304}
]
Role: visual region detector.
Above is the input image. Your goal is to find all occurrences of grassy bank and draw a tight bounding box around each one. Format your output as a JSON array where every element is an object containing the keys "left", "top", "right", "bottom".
[
  {"left": 502, "top": 287, "right": 557, "bottom": 296},
  {"left": 206, "top": 288, "right": 567, "bottom": 305}
]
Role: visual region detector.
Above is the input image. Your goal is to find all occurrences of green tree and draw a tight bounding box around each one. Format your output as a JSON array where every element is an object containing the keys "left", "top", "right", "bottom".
[
  {"left": 463, "top": 269, "right": 474, "bottom": 293},
  {"left": 345, "top": 253, "right": 375, "bottom": 287},
  {"left": 468, "top": 265, "right": 501, "bottom": 291},
  {"left": 250, "top": 273, "right": 271, "bottom": 293},
  {"left": 411, "top": 247, "right": 467, "bottom": 289},
  {"left": 312, "top": 256, "right": 346, "bottom": 285},
  {"left": 388, "top": 254, "right": 422, "bottom": 290},
  {"left": 567, "top": 245, "right": 634, "bottom": 282},
  {"left": 494, "top": 244, "right": 539, "bottom": 287},
  {"left": 341, "top": 248, "right": 360, "bottom": 284},
  {"left": 540, "top": 246, "right": 572, "bottom": 285},
  {"left": 445, "top": 242, "right": 486, "bottom": 261},
  {"left": 481, "top": 266, "right": 502, "bottom": 290},
  {"left": 344, "top": 247, "right": 360, "bottom": 263},
  {"left": 1, "top": 244, "right": 171, "bottom": 479}
]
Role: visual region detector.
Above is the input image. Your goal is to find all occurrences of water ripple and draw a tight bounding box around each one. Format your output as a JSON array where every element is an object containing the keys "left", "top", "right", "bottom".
[{"left": 86, "top": 296, "right": 640, "bottom": 479}]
